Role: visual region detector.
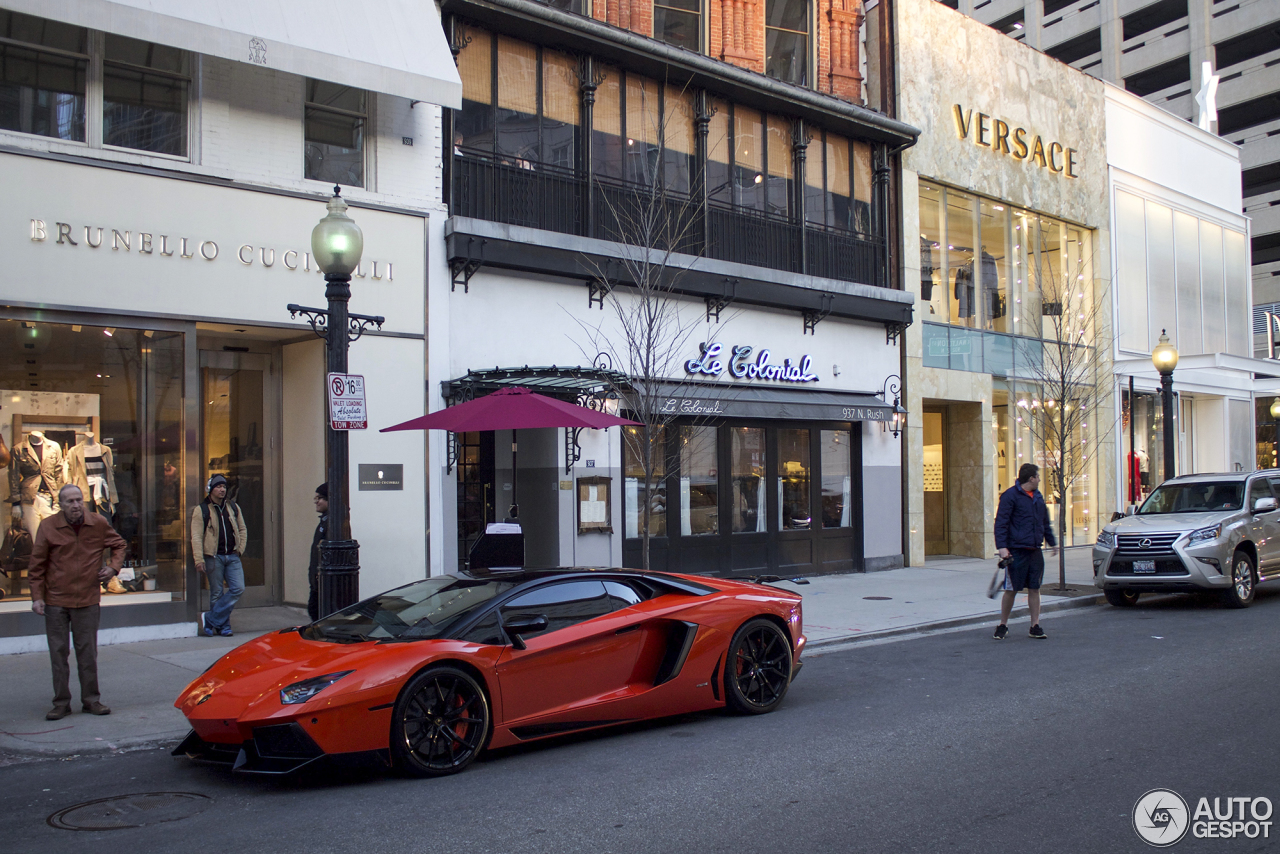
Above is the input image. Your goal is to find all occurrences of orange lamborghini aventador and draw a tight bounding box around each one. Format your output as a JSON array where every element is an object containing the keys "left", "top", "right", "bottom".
[{"left": 173, "top": 568, "right": 805, "bottom": 777}]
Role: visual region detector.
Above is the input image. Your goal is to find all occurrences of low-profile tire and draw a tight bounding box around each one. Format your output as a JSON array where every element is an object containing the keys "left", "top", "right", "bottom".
[
  {"left": 1223, "top": 552, "right": 1257, "bottom": 609},
  {"left": 1104, "top": 589, "right": 1140, "bottom": 607},
  {"left": 724, "top": 618, "right": 792, "bottom": 716},
  {"left": 390, "top": 665, "right": 490, "bottom": 777}
]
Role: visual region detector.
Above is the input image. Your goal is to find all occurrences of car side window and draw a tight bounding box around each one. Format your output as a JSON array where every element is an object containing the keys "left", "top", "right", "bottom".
[
  {"left": 458, "top": 611, "right": 505, "bottom": 646},
  {"left": 1249, "top": 479, "right": 1274, "bottom": 509},
  {"left": 500, "top": 580, "right": 612, "bottom": 641},
  {"left": 604, "top": 580, "right": 645, "bottom": 609},
  {"left": 1268, "top": 478, "right": 1280, "bottom": 501}
]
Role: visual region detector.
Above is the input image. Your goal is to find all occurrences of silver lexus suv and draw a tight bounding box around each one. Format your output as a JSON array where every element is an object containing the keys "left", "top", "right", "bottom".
[{"left": 1093, "top": 471, "right": 1280, "bottom": 608}]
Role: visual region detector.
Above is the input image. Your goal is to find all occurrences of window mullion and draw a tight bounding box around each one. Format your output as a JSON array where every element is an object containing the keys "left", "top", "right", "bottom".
[{"left": 87, "top": 29, "right": 104, "bottom": 148}]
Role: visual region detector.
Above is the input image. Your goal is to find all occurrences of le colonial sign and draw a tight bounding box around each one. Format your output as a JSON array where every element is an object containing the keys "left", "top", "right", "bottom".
[
  {"left": 28, "top": 218, "right": 396, "bottom": 280},
  {"left": 952, "top": 104, "right": 1080, "bottom": 178},
  {"left": 686, "top": 342, "right": 820, "bottom": 384}
]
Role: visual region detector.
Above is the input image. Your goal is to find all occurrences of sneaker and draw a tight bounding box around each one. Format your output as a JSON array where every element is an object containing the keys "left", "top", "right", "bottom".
[
  {"left": 993, "top": 624, "right": 1008, "bottom": 640},
  {"left": 1029, "top": 624, "right": 1047, "bottom": 639},
  {"left": 219, "top": 625, "right": 234, "bottom": 637},
  {"left": 199, "top": 612, "right": 213, "bottom": 637}
]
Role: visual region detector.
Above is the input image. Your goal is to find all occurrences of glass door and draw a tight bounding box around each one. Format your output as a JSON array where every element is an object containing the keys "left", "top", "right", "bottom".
[{"left": 199, "top": 350, "right": 278, "bottom": 607}]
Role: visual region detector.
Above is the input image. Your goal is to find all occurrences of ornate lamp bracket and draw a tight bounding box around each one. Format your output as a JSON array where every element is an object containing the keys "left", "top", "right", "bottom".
[{"left": 287, "top": 304, "right": 330, "bottom": 340}]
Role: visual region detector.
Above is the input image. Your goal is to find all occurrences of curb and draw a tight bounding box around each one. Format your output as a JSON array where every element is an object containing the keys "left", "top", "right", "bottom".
[
  {"left": 0, "top": 730, "right": 186, "bottom": 762},
  {"left": 805, "top": 593, "right": 1104, "bottom": 650}
]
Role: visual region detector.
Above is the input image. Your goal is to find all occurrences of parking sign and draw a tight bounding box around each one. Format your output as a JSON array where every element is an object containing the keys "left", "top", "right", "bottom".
[{"left": 328, "top": 373, "right": 368, "bottom": 430}]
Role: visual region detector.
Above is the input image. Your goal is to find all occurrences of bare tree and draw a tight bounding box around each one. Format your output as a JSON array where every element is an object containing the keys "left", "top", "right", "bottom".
[
  {"left": 574, "top": 88, "right": 732, "bottom": 570},
  {"left": 1010, "top": 234, "right": 1115, "bottom": 590}
]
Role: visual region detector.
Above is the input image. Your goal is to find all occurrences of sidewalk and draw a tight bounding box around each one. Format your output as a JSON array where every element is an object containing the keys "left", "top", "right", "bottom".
[{"left": 0, "top": 549, "right": 1099, "bottom": 761}]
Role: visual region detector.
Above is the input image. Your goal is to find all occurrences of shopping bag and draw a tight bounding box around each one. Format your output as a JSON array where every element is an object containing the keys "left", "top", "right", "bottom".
[{"left": 986, "top": 557, "right": 1011, "bottom": 599}]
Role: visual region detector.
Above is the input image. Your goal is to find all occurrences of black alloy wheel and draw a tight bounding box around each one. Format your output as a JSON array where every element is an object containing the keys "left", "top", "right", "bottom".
[
  {"left": 724, "top": 618, "right": 792, "bottom": 715},
  {"left": 391, "top": 665, "right": 490, "bottom": 777},
  {"left": 1104, "top": 588, "right": 1141, "bottom": 607}
]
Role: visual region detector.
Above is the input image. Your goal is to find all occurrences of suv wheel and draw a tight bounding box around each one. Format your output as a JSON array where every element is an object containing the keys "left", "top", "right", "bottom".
[
  {"left": 1104, "top": 589, "right": 1140, "bottom": 607},
  {"left": 1223, "top": 552, "right": 1257, "bottom": 609}
]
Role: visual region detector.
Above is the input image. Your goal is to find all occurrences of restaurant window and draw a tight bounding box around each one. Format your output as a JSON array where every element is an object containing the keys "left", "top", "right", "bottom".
[
  {"left": 102, "top": 34, "right": 188, "bottom": 156},
  {"left": 594, "top": 66, "right": 624, "bottom": 180},
  {"left": 663, "top": 85, "right": 696, "bottom": 193},
  {"left": 542, "top": 50, "right": 579, "bottom": 168},
  {"left": 730, "top": 427, "right": 766, "bottom": 533},
  {"left": 304, "top": 79, "right": 366, "bottom": 188},
  {"left": 0, "top": 11, "right": 87, "bottom": 142},
  {"left": 734, "top": 105, "right": 765, "bottom": 211},
  {"left": 455, "top": 29, "right": 494, "bottom": 152},
  {"left": 765, "top": 0, "right": 809, "bottom": 86},
  {"left": 803, "top": 130, "right": 865, "bottom": 233},
  {"left": 680, "top": 426, "right": 718, "bottom": 536},
  {"left": 624, "top": 426, "right": 667, "bottom": 538},
  {"left": 0, "top": 322, "right": 186, "bottom": 604},
  {"left": 625, "top": 73, "right": 661, "bottom": 186},
  {"left": 496, "top": 36, "right": 537, "bottom": 164},
  {"left": 777, "top": 428, "right": 811, "bottom": 530},
  {"left": 655, "top": 0, "right": 702, "bottom": 52},
  {"left": 765, "top": 115, "right": 792, "bottom": 217},
  {"left": 706, "top": 98, "right": 731, "bottom": 206},
  {"left": 820, "top": 429, "right": 851, "bottom": 527}
]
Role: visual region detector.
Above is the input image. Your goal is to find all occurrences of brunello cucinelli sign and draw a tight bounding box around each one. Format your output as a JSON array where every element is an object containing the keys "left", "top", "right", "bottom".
[
  {"left": 952, "top": 105, "right": 1080, "bottom": 178},
  {"left": 28, "top": 219, "right": 395, "bottom": 280}
]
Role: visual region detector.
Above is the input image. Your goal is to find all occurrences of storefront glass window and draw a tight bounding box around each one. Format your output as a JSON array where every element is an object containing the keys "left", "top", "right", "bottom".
[
  {"left": 1122, "top": 387, "right": 1168, "bottom": 506},
  {"left": 541, "top": 51, "right": 579, "bottom": 169},
  {"left": 979, "top": 199, "right": 1010, "bottom": 333},
  {"left": 680, "top": 426, "right": 718, "bottom": 536},
  {"left": 594, "top": 67, "right": 624, "bottom": 181},
  {"left": 777, "top": 428, "right": 811, "bottom": 530},
  {"left": 946, "top": 189, "right": 978, "bottom": 329},
  {"left": 102, "top": 34, "right": 188, "bottom": 156},
  {"left": 707, "top": 98, "right": 731, "bottom": 207},
  {"left": 765, "top": 114, "right": 792, "bottom": 218},
  {"left": 1255, "top": 396, "right": 1278, "bottom": 472},
  {"left": 730, "top": 427, "right": 765, "bottom": 533},
  {"left": 734, "top": 105, "right": 764, "bottom": 211},
  {"left": 820, "top": 430, "right": 851, "bottom": 528},
  {"left": 852, "top": 141, "right": 872, "bottom": 236},
  {"left": 496, "top": 36, "right": 538, "bottom": 165},
  {"left": 663, "top": 85, "right": 696, "bottom": 194},
  {"left": 0, "top": 11, "right": 87, "bottom": 142},
  {"left": 623, "top": 426, "right": 666, "bottom": 538},
  {"left": 625, "top": 74, "right": 661, "bottom": 186},
  {"left": 919, "top": 183, "right": 946, "bottom": 321},
  {"left": 455, "top": 29, "right": 494, "bottom": 152},
  {"left": 0, "top": 321, "right": 185, "bottom": 603}
]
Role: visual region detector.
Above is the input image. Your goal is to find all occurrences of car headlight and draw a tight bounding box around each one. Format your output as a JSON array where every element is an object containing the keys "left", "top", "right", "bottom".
[
  {"left": 1187, "top": 524, "right": 1222, "bottom": 546},
  {"left": 280, "top": 670, "right": 353, "bottom": 705},
  {"left": 1096, "top": 530, "right": 1116, "bottom": 549}
]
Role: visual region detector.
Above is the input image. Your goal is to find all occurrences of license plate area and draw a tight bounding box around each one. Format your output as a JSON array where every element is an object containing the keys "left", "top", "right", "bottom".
[{"left": 1132, "top": 560, "right": 1156, "bottom": 574}]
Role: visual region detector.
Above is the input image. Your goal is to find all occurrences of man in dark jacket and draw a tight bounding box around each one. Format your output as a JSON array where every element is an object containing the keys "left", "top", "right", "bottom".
[
  {"left": 307, "top": 483, "right": 327, "bottom": 622},
  {"left": 993, "top": 463, "right": 1057, "bottom": 640}
]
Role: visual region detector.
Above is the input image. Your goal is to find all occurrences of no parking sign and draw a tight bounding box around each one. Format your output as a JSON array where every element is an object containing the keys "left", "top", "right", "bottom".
[{"left": 328, "top": 373, "right": 368, "bottom": 430}]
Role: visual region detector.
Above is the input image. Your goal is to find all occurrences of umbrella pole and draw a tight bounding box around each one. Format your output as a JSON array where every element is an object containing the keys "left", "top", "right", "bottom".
[{"left": 511, "top": 428, "right": 518, "bottom": 520}]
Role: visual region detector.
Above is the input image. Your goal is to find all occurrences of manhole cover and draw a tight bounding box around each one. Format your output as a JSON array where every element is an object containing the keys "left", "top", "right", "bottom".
[
  {"left": 48, "top": 792, "right": 212, "bottom": 831},
  {"left": 862, "top": 596, "right": 892, "bottom": 600}
]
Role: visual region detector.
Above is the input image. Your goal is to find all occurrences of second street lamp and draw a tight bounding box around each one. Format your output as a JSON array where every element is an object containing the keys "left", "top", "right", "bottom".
[
  {"left": 288, "top": 187, "right": 384, "bottom": 617},
  {"left": 1151, "top": 329, "right": 1179, "bottom": 483}
]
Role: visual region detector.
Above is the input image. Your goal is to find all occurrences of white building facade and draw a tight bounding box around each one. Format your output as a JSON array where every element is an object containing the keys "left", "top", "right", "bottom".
[{"left": 0, "top": 1, "right": 459, "bottom": 651}]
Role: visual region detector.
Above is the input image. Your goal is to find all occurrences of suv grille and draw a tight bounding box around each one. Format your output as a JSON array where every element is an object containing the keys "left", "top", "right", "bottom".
[{"left": 1115, "top": 532, "right": 1180, "bottom": 559}]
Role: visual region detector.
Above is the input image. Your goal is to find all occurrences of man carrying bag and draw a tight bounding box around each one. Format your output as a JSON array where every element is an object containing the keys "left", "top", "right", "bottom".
[{"left": 992, "top": 463, "right": 1057, "bottom": 640}]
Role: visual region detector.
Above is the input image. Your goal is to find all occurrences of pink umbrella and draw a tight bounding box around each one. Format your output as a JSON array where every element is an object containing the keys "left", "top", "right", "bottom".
[
  {"left": 380, "top": 387, "right": 639, "bottom": 433},
  {"left": 381, "top": 387, "right": 639, "bottom": 520}
]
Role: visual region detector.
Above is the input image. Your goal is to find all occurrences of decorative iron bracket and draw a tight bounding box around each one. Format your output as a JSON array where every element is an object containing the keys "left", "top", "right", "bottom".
[
  {"left": 706, "top": 278, "right": 737, "bottom": 322},
  {"left": 450, "top": 257, "right": 483, "bottom": 293},
  {"left": 885, "top": 321, "right": 906, "bottom": 346},
  {"left": 348, "top": 312, "right": 386, "bottom": 341},
  {"left": 565, "top": 426, "right": 585, "bottom": 474},
  {"left": 802, "top": 294, "right": 834, "bottom": 335},
  {"left": 446, "top": 431, "right": 460, "bottom": 475},
  {"left": 287, "top": 304, "right": 328, "bottom": 339},
  {"left": 587, "top": 279, "right": 613, "bottom": 309}
]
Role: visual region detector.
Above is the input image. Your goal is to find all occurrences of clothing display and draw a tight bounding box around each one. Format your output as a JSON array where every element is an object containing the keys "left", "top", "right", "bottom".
[
  {"left": 66, "top": 437, "right": 117, "bottom": 518},
  {"left": 954, "top": 262, "right": 974, "bottom": 318},
  {"left": 10, "top": 433, "right": 64, "bottom": 541},
  {"left": 920, "top": 237, "right": 936, "bottom": 301}
]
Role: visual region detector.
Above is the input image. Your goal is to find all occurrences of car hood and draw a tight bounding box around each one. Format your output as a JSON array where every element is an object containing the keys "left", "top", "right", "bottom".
[{"left": 1110, "top": 511, "right": 1238, "bottom": 534}]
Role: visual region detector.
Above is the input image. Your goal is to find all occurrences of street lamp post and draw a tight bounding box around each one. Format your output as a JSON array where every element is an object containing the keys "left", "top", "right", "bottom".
[
  {"left": 288, "top": 187, "right": 384, "bottom": 617},
  {"left": 1151, "top": 329, "right": 1179, "bottom": 483}
]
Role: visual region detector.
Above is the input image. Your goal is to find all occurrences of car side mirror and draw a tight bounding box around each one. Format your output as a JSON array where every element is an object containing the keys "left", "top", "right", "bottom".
[
  {"left": 1253, "top": 497, "right": 1277, "bottom": 514},
  {"left": 503, "top": 614, "right": 548, "bottom": 650}
]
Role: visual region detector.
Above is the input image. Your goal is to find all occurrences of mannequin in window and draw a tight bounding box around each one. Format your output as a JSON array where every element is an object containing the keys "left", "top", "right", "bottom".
[
  {"left": 9, "top": 430, "right": 65, "bottom": 541},
  {"left": 67, "top": 432, "right": 117, "bottom": 520},
  {"left": 980, "top": 247, "right": 1002, "bottom": 319},
  {"left": 954, "top": 257, "right": 975, "bottom": 319},
  {"left": 0, "top": 405, "right": 9, "bottom": 469}
]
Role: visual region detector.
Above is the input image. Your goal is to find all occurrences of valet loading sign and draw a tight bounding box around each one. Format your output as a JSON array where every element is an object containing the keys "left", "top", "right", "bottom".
[{"left": 329, "top": 373, "right": 368, "bottom": 430}]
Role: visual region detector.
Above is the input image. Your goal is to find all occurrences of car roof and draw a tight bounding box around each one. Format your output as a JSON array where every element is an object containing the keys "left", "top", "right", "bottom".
[
  {"left": 459, "top": 566, "right": 718, "bottom": 595},
  {"left": 1163, "top": 471, "right": 1271, "bottom": 484}
]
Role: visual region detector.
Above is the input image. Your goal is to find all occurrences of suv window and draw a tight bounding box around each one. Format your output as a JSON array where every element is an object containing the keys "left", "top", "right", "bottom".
[
  {"left": 1249, "top": 478, "right": 1275, "bottom": 510},
  {"left": 500, "top": 580, "right": 613, "bottom": 641}
]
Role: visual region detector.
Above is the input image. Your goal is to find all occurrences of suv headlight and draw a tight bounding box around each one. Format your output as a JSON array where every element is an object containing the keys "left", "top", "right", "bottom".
[
  {"left": 1187, "top": 524, "right": 1222, "bottom": 546},
  {"left": 280, "top": 670, "right": 353, "bottom": 705},
  {"left": 1096, "top": 530, "right": 1116, "bottom": 549}
]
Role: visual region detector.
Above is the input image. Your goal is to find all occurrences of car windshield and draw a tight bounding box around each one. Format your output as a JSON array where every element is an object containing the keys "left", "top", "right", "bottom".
[
  {"left": 1138, "top": 482, "right": 1244, "bottom": 515},
  {"left": 303, "top": 575, "right": 516, "bottom": 643}
]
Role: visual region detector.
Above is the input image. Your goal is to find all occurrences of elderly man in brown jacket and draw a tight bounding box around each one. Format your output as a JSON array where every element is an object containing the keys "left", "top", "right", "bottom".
[{"left": 29, "top": 484, "right": 126, "bottom": 720}]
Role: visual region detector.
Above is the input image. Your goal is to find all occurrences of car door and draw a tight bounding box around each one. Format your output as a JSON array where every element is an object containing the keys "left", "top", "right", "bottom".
[
  {"left": 1264, "top": 477, "right": 1280, "bottom": 578},
  {"left": 493, "top": 580, "right": 645, "bottom": 725},
  {"left": 1246, "top": 478, "right": 1279, "bottom": 575}
]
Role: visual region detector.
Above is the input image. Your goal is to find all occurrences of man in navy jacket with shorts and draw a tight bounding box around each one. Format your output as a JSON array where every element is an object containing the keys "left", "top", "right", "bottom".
[{"left": 993, "top": 463, "right": 1057, "bottom": 640}]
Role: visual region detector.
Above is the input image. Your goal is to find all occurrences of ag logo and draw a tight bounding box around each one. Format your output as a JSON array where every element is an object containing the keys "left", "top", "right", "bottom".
[{"left": 1134, "top": 788, "right": 1190, "bottom": 847}]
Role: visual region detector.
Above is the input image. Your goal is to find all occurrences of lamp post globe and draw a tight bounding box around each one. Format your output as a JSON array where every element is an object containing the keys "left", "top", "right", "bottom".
[
  {"left": 311, "top": 188, "right": 364, "bottom": 276},
  {"left": 1271, "top": 398, "right": 1280, "bottom": 421},
  {"left": 1152, "top": 329, "right": 1178, "bottom": 483}
]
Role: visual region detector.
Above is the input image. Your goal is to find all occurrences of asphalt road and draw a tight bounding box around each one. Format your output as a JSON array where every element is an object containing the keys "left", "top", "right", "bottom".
[{"left": 3, "top": 590, "right": 1278, "bottom": 854}]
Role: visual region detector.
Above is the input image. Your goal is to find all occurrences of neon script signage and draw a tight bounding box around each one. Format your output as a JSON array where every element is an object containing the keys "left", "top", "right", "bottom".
[{"left": 686, "top": 342, "right": 819, "bottom": 383}]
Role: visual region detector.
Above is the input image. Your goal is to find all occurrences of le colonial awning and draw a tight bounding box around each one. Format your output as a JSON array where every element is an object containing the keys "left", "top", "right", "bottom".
[
  {"left": 635, "top": 383, "right": 899, "bottom": 422},
  {"left": 23, "top": 0, "right": 462, "bottom": 108}
]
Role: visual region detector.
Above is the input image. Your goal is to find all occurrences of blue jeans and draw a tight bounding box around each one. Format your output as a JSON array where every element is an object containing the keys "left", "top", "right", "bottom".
[{"left": 205, "top": 554, "right": 244, "bottom": 631}]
